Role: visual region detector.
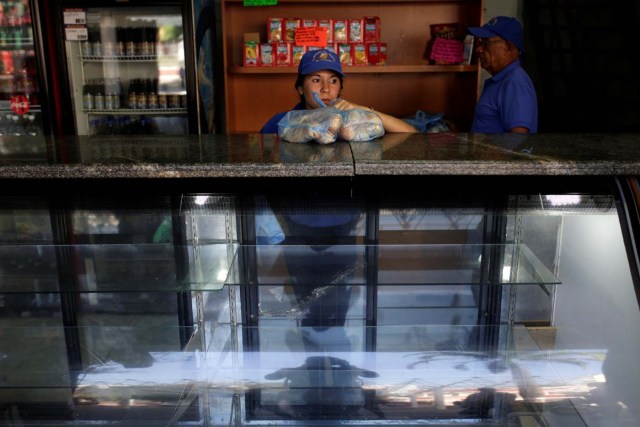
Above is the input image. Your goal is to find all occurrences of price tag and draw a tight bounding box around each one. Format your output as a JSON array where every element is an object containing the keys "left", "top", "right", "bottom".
[
  {"left": 243, "top": 0, "right": 277, "bottom": 5},
  {"left": 65, "top": 26, "right": 89, "bottom": 41},
  {"left": 294, "top": 27, "right": 327, "bottom": 47},
  {"left": 63, "top": 9, "right": 87, "bottom": 25}
]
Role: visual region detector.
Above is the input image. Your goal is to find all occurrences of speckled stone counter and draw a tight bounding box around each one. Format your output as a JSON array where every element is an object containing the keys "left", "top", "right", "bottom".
[{"left": 1, "top": 133, "right": 639, "bottom": 179}]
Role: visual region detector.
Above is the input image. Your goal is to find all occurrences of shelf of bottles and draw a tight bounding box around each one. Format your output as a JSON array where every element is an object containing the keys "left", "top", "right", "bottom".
[
  {"left": 0, "top": 0, "right": 40, "bottom": 135},
  {"left": 79, "top": 24, "right": 186, "bottom": 136}
]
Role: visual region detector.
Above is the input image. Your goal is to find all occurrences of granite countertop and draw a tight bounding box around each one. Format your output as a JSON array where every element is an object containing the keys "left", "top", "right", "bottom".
[{"left": 1, "top": 133, "right": 639, "bottom": 179}]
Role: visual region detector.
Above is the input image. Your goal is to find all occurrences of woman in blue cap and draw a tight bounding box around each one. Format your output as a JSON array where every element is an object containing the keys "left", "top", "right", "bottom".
[
  {"left": 467, "top": 16, "right": 538, "bottom": 133},
  {"left": 260, "top": 48, "right": 415, "bottom": 133}
]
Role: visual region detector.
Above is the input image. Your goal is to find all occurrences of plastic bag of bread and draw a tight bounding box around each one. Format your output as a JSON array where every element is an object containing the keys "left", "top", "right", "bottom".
[
  {"left": 278, "top": 108, "right": 343, "bottom": 144},
  {"left": 338, "top": 108, "right": 385, "bottom": 141}
]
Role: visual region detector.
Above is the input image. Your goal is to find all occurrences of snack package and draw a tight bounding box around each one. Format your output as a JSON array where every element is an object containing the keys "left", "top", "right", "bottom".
[
  {"left": 278, "top": 107, "right": 343, "bottom": 144},
  {"left": 338, "top": 108, "right": 385, "bottom": 141}
]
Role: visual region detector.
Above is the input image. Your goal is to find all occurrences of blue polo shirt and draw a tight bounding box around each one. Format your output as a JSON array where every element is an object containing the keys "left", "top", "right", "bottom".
[
  {"left": 471, "top": 60, "right": 538, "bottom": 133},
  {"left": 260, "top": 103, "right": 305, "bottom": 134}
]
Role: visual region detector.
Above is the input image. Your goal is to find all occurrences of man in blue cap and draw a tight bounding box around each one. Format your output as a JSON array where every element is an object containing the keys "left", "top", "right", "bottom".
[
  {"left": 260, "top": 48, "right": 414, "bottom": 133},
  {"left": 467, "top": 16, "right": 538, "bottom": 133}
]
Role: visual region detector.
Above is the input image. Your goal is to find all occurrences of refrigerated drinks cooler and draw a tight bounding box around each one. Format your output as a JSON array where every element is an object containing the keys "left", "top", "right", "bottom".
[
  {"left": 0, "top": 0, "right": 46, "bottom": 136},
  {"left": 47, "top": 2, "right": 199, "bottom": 135}
]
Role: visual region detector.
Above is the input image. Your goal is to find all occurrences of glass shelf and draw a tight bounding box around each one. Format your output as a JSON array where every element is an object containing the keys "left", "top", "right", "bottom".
[
  {"left": 227, "top": 244, "right": 561, "bottom": 287},
  {"left": 0, "top": 243, "right": 560, "bottom": 293},
  {"left": 0, "top": 323, "right": 608, "bottom": 425},
  {"left": 83, "top": 108, "right": 187, "bottom": 115}
]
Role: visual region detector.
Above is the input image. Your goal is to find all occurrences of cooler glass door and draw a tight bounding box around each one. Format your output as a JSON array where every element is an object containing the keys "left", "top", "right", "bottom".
[
  {"left": 63, "top": 6, "right": 187, "bottom": 135},
  {"left": 0, "top": 0, "right": 42, "bottom": 136}
]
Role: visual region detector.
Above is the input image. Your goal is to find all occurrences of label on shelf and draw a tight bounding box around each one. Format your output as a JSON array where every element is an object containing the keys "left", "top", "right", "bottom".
[
  {"left": 65, "top": 26, "right": 88, "bottom": 41},
  {"left": 295, "top": 27, "right": 327, "bottom": 48},
  {"left": 63, "top": 9, "right": 87, "bottom": 25}
]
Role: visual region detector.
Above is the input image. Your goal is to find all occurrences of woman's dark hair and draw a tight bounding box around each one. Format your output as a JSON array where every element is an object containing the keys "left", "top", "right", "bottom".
[{"left": 295, "top": 73, "right": 344, "bottom": 107}]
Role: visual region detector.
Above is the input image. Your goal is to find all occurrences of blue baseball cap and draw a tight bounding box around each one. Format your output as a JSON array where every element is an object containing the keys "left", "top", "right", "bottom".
[
  {"left": 298, "top": 49, "right": 345, "bottom": 77},
  {"left": 467, "top": 16, "right": 524, "bottom": 53}
]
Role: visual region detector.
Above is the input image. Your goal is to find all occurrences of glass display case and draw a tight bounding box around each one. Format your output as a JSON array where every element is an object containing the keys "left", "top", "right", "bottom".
[{"left": 1, "top": 177, "right": 639, "bottom": 426}]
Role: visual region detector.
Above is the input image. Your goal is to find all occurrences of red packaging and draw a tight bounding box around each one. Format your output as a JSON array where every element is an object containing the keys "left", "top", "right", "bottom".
[
  {"left": 353, "top": 43, "right": 367, "bottom": 66},
  {"left": 380, "top": 42, "right": 387, "bottom": 65},
  {"left": 349, "top": 18, "right": 364, "bottom": 43},
  {"left": 333, "top": 19, "right": 348, "bottom": 42},
  {"left": 275, "top": 42, "right": 291, "bottom": 66},
  {"left": 243, "top": 42, "right": 258, "bottom": 66},
  {"left": 367, "top": 42, "right": 381, "bottom": 65},
  {"left": 364, "top": 16, "right": 380, "bottom": 43},
  {"left": 259, "top": 43, "right": 274, "bottom": 66},
  {"left": 284, "top": 18, "right": 300, "bottom": 43},
  {"left": 267, "top": 18, "right": 284, "bottom": 42},
  {"left": 301, "top": 18, "right": 317, "bottom": 28},
  {"left": 318, "top": 19, "right": 333, "bottom": 44},
  {"left": 291, "top": 45, "right": 306, "bottom": 65},
  {"left": 338, "top": 43, "right": 352, "bottom": 66}
]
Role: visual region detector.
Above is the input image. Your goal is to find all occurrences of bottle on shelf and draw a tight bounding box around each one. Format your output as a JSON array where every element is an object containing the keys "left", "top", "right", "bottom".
[
  {"left": 116, "top": 27, "right": 125, "bottom": 57},
  {"left": 125, "top": 27, "right": 135, "bottom": 57},
  {"left": 94, "top": 79, "right": 104, "bottom": 110},
  {"left": 83, "top": 82, "right": 94, "bottom": 110},
  {"left": 25, "top": 114, "right": 38, "bottom": 135},
  {"left": 147, "top": 78, "right": 158, "bottom": 109},
  {"left": 148, "top": 26, "right": 158, "bottom": 57},
  {"left": 127, "top": 79, "right": 137, "bottom": 109},
  {"left": 136, "top": 78, "right": 147, "bottom": 109}
]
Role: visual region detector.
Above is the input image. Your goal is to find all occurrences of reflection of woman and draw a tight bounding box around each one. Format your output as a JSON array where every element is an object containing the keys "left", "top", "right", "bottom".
[
  {"left": 267, "top": 196, "right": 363, "bottom": 353},
  {"left": 260, "top": 49, "right": 416, "bottom": 134}
]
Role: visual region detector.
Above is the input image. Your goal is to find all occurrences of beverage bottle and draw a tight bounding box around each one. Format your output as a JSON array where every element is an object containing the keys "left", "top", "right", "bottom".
[
  {"left": 113, "top": 77, "right": 121, "bottom": 109},
  {"left": 140, "top": 27, "right": 149, "bottom": 56},
  {"left": 128, "top": 79, "right": 137, "bottom": 109},
  {"left": 91, "top": 28, "right": 102, "bottom": 57},
  {"left": 149, "top": 26, "right": 157, "bottom": 56},
  {"left": 103, "top": 26, "right": 114, "bottom": 57},
  {"left": 115, "top": 27, "right": 125, "bottom": 56},
  {"left": 147, "top": 78, "right": 158, "bottom": 109},
  {"left": 83, "top": 83, "right": 94, "bottom": 110},
  {"left": 25, "top": 114, "right": 38, "bottom": 135},
  {"left": 125, "top": 27, "right": 135, "bottom": 57},
  {"left": 136, "top": 78, "right": 147, "bottom": 109},
  {"left": 104, "top": 79, "right": 114, "bottom": 110},
  {"left": 94, "top": 80, "right": 104, "bottom": 109}
]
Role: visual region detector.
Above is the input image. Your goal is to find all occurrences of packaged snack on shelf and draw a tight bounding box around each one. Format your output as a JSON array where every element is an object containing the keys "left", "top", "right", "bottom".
[
  {"left": 318, "top": 19, "right": 333, "bottom": 43},
  {"left": 260, "top": 43, "right": 274, "bottom": 66},
  {"left": 275, "top": 42, "right": 291, "bottom": 66},
  {"left": 267, "top": 18, "right": 283, "bottom": 42},
  {"left": 284, "top": 18, "right": 300, "bottom": 43},
  {"left": 243, "top": 42, "right": 258, "bottom": 66},
  {"left": 333, "top": 19, "right": 348, "bottom": 42},
  {"left": 349, "top": 18, "right": 364, "bottom": 43},
  {"left": 364, "top": 16, "right": 380, "bottom": 43},
  {"left": 325, "top": 43, "right": 338, "bottom": 55},
  {"left": 353, "top": 43, "right": 367, "bottom": 66},
  {"left": 367, "top": 42, "right": 381, "bottom": 65},
  {"left": 292, "top": 45, "right": 306, "bottom": 66},
  {"left": 301, "top": 18, "right": 317, "bottom": 28},
  {"left": 338, "top": 43, "right": 352, "bottom": 66},
  {"left": 380, "top": 42, "right": 388, "bottom": 65}
]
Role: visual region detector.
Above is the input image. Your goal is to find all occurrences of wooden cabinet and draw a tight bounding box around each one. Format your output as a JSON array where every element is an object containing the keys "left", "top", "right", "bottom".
[{"left": 221, "top": 0, "right": 483, "bottom": 133}]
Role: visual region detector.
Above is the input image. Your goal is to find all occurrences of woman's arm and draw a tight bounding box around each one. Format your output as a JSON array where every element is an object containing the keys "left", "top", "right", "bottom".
[{"left": 332, "top": 99, "right": 417, "bottom": 133}]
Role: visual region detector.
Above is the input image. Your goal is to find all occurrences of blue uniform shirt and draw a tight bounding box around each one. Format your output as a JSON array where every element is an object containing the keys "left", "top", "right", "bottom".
[
  {"left": 260, "top": 103, "right": 305, "bottom": 134},
  {"left": 471, "top": 60, "right": 538, "bottom": 133}
]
